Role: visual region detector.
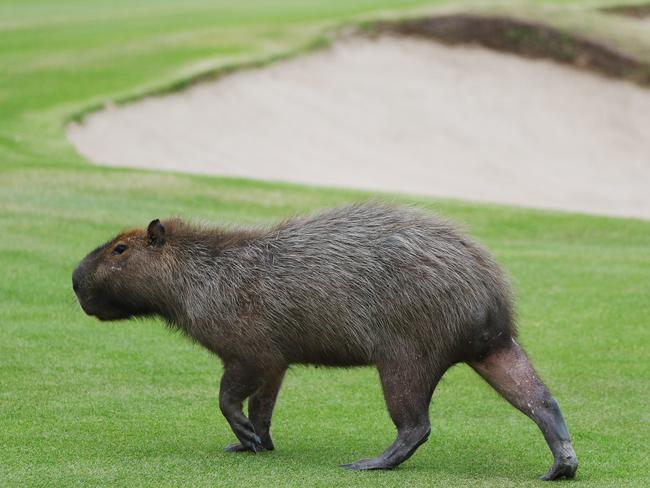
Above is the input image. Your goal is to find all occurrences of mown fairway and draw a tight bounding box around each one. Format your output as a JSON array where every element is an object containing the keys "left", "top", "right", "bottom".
[{"left": 1, "top": 1, "right": 649, "bottom": 486}]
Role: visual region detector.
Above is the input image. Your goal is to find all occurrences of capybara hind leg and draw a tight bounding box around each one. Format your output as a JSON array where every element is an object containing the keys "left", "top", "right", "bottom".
[
  {"left": 224, "top": 368, "right": 286, "bottom": 453},
  {"left": 470, "top": 341, "right": 578, "bottom": 480},
  {"left": 219, "top": 363, "right": 264, "bottom": 453},
  {"left": 342, "top": 361, "right": 441, "bottom": 470}
]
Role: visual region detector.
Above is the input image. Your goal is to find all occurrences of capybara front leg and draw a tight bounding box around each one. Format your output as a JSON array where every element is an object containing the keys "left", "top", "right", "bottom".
[
  {"left": 219, "top": 363, "right": 263, "bottom": 453},
  {"left": 342, "top": 361, "right": 440, "bottom": 470},
  {"left": 470, "top": 340, "right": 578, "bottom": 480},
  {"left": 224, "top": 368, "right": 286, "bottom": 453}
]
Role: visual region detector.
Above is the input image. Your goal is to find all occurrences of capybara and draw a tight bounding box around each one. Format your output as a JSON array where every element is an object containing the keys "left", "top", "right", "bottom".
[{"left": 72, "top": 203, "right": 577, "bottom": 480}]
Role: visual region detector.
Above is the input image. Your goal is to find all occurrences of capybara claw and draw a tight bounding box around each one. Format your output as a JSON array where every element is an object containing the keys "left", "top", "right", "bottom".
[
  {"left": 225, "top": 432, "right": 263, "bottom": 453},
  {"left": 224, "top": 443, "right": 250, "bottom": 453},
  {"left": 246, "top": 433, "right": 263, "bottom": 453},
  {"left": 539, "top": 459, "right": 578, "bottom": 481},
  {"left": 225, "top": 441, "right": 273, "bottom": 454},
  {"left": 341, "top": 458, "right": 393, "bottom": 471}
]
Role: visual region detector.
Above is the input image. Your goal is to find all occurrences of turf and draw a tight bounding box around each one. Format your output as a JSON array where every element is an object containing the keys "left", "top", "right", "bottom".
[{"left": 1, "top": 1, "right": 649, "bottom": 487}]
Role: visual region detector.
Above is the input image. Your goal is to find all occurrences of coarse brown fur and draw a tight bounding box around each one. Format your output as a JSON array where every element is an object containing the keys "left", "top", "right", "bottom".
[{"left": 73, "top": 203, "right": 577, "bottom": 480}]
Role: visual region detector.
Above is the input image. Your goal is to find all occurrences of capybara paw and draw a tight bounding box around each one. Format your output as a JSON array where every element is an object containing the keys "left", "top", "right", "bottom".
[
  {"left": 341, "top": 457, "right": 394, "bottom": 471},
  {"left": 539, "top": 458, "right": 578, "bottom": 481},
  {"left": 224, "top": 439, "right": 273, "bottom": 453},
  {"left": 241, "top": 433, "right": 263, "bottom": 453},
  {"left": 230, "top": 422, "right": 263, "bottom": 452},
  {"left": 224, "top": 443, "right": 252, "bottom": 453}
]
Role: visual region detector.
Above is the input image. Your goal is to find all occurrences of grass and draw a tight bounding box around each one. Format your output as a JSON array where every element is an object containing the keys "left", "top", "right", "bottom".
[{"left": 1, "top": 0, "right": 650, "bottom": 486}]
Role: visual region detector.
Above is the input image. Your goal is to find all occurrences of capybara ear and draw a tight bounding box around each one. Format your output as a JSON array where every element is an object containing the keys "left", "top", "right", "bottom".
[{"left": 147, "top": 219, "right": 166, "bottom": 247}]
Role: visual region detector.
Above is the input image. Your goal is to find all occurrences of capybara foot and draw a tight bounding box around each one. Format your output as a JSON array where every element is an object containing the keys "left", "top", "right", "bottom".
[
  {"left": 224, "top": 439, "right": 273, "bottom": 453},
  {"left": 540, "top": 455, "right": 578, "bottom": 481},
  {"left": 341, "top": 457, "right": 395, "bottom": 471},
  {"left": 342, "top": 424, "right": 431, "bottom": 471},
  {"left": 226, "top": 429, "right": 263, "bottom": 453}
]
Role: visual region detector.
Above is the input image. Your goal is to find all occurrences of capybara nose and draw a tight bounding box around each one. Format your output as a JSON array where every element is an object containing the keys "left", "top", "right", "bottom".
[{"left": 72, "top": 267, "right": 83, "bottom": 294}]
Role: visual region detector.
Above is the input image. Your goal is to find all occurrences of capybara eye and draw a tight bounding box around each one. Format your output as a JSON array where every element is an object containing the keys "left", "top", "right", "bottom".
[{"left": 111, "top": 244, "right": 128, "bottom": 256}]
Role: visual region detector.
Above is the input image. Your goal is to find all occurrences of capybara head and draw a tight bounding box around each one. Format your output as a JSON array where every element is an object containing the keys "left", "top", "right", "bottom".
[{"left": 72, "top": 219, "right": 167, "bottom": 321}]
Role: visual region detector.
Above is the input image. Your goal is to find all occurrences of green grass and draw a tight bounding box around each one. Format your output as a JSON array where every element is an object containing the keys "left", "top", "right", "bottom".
[{"left": 1, "top": 1, "right": 650, "bottom": 486}]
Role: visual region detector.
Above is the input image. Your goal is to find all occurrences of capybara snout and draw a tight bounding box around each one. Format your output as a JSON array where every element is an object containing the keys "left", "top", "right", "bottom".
[
  {"left": 73, "top": 203, "right": 577, "bottom": 480},
  {"left": 73, "top": 221, "right": 165, "bottom": 321}
]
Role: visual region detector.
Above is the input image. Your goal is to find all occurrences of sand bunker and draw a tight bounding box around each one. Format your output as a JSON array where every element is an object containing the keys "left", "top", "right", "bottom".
[{"left": 68, "top": 37, "right": 650, "bottom": 219}]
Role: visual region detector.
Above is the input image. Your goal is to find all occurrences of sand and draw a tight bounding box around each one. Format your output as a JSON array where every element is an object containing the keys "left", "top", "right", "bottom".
[{"left": 67, "top": 37, "right": 650, "bottom": 219}]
